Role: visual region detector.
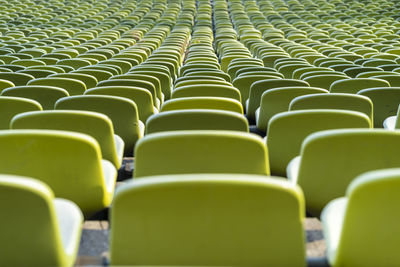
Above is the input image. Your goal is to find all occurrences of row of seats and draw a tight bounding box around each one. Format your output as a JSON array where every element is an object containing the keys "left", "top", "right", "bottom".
[{"left": 2, "top": 0, "right": 400, "bottom": 266}]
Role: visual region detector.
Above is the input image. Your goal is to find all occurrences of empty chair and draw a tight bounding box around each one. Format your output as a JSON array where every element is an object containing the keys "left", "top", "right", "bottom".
[
  {"left": 247, "top": 79, "right": 310, "bottom": 121},
  {"left": 172, "top": 84, "right": 241, "bottom": 102},
  {"left": 358, "top": 87, "right": 400, "bottom": 127},
  {"left": 11, "top": 110, "right": 124, "bottom": 169},
  {"left": 146, "top": 110, "right": 248, "bottom": 134},
  {"left": 0, "top": 72, "right": 34, "bottom": 86},
  {"left": 134, "top": 131, "right": 269, "bottom": 177},
  {"left": 303, "top": 74, "right": 349, "bottom": 90},
  {"left": 343, "top": 66, "right": 383, "bottom": 78},
  {"left": 290, "top": 93, "right": 374, "bottom": 122},
  {"left": 28, "top": 77, "right": 86, "bottom": 95},
  {"left": 256, "top": 87, "right": 328, "bottom": 132},
  {"left": 50, "top": 73, "right": 98, "bottom": 89},
  {"left": 0, "top": 96, "right": 42, "bottom": 129},
  {"left": 287, "top": 129, "right": 400, "bottom": 216},
  {"left": 0, "top": 130, "right": 117, "bottom": 216},
  {"left": 55, "top": 95, "right": 142, "bottom": 155},
  {"left": 370, "top": 75, "right": 400, "bottom": 87},
  {"left": 267, "top": 110, "right": 371, "bottom": 176},
  {"left": 2, "top": 86, "right": 69, "bottom": 110},
  {"left": 161, "top": 97, "right": 243, "bottom": 114},
  {"left": 0, "top": 79, "right": 15, "bottom": 92},
  {"left": 110, "top": 174, "right": 306, "bottom": 266},
  {"left": 0, "top": 174, "right": 83, "bottom": 267},
  {"left": 233, "top": 74, "right": 282, "bottom": 104},
  {"left": 330, "top": 78, "right": 390, "bottom": 94},
  {"left": 322, "top": 168, "right": 400, "bottom": 267}
]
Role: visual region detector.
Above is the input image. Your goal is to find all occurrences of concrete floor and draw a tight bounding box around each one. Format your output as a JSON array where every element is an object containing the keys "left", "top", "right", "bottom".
[{"left": 75, "top": 218, "right": 326, "bottom": 266}]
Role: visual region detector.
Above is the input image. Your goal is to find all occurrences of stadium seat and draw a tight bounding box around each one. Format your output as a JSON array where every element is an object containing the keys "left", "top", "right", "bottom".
[
  {"left": 161, "top": 97, "right": 243, "bottom": 114},
  {"left": 330, "top": 78, "right": 390, "bottom": 93}
]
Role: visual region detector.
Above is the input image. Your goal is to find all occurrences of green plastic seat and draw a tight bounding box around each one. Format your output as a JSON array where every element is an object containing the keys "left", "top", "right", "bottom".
[
  {"left": 11, "top": 110, "right": 124, "bottom": 169},
  {"left": 161, "top": 97, "right": 243, "bottom": 114},
  {"left": 322, "top": 168, "right": 400, "bottom": 266},
  {"left": 56, "top": 59, "right": 91, "bottom": 70},
  {"left": 146, "top": 110, "right": 248, "bottom": 134},
  {"left": 18, "top": 69, "right": 57, "bottom": 78},
  {"left": 302, "top": 74, "right": 350, "bottom": 90},
  {"left": 290, "top": 93, "right": 373, "bottom": 122},
  {"left": 172, "top": 84, "right": 241, "bottom": 102},
  {"left": 256, "top": 87, "right": 328, "bottom": 132},
  {"left": 0, "top": 72, "right": 34, "bottom": 86},
  {"left": 129, "top": 70, "right": 172, "bottom": 100},
  {"left": 0, "top": 129, "right": 116, "bottom": 216},
  {"left": 186, "top": 70, "right": 231, "bottom": 82},
  {"left": 55, "top": 95, "right": 142, "bottom": 155},
  {"left": 0, "top": 96, "right": 42, "bottom": 129},
  {"left": 110, "top": 174, "right": 306, "bottom": 266},
  {"left": 247, "top": 79, "right": 310, "bottom": 121},
  {"left": 267, "top": 110, "right": 371, "bottom": 176},
  {"left": 343, "top": 66, "right": 383, "bottom": 78},
  {"left": 0, "top": 78, "right": 15, "bottom": 92},
  {"left": 134, "top": 130, "right": 269, "bottom": 177},
  {"left": 370, "top": 75, "right": 400, "bottom": 86},
  {"left": 287, "top": 129, "right": 400, "bottom": 216},
  {"left": 329, "top": 78, "right": 390, "bottom": 93},
  {"left": 85, "top": 86, "right": 155, "bottom": 122},
  {"left": 292, "top": 67, "right": 334, "bottom": 80},
  {"left": 1, "top": 85, "right": 69, "bottom": 110},
  {"left": 49, "top": 73, "right": 98, "bottom": 89},
  {"left": 0, "top": 174, "right": 83, "bottom": 267},
  {"left": 358, "top": 87, "right": 400, "bottom": 127},
  {"left": 233, "top": 74, "right": 283, "bottom": 104},
  {"left": 72, "top": 69, "right": 112, "bottom": 82},
  {"left": 28, "top": 77, "right": 86, "bottom": 96}
]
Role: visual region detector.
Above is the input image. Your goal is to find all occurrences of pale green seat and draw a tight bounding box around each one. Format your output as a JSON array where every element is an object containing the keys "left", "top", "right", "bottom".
[
  {"left": 290, "top": 93, "right": 373, "bottom": 122},
  {"left": 110, "top": 174, "right": 306, "bottom": 266},
  {"left": 299, "top": 71, "right": 346, "bottom": 80},
  {"left": 287, "top": 129, "right": 400, "bottom": 216},
  {"left": 172, "top": 84, "right": 241, "bottom": 102},
  {"left": 235, "top": 66, "right": 277, "bottom": 77},
  {"left": 28, "top": 77, "right": 86, "bottom": 96},
  {"left": 85, "top": 86, "right": 156, "bottom": 122},
  {"left": 18, "top": 69, "right": 57, "bottom": 78},
  {"left": 233, "top": 74, "right": 283, "bottom": 104},
  {"left": 330, "top": 78, "right": 390, "bottom": 94},
  {"left": 55, "top": 95, "right": 142, "bottom": 155},
  {"left": 57, "top": 59, "right": 91, "bottom": 70},
  {"left": 256, "top": 87, "right": 328, "bottom": 132},
  {"left": 186, "top": 70, "right": 231, "bottom": 82},
  {"left": 278, "top": 63, "right": 312, "bottom": 78},
  {"left": 97, "top": 79, "right": 159, "bottom": 108},
  {"left": 99, "top": 59, "right": 132, "bottom": 73},
  {"left": 175, "top": 79, "right": 232, "bottom": 89},
  {"left": 358, "top": 87, "right": 400, "bottom": 127},
  {"left": 81, "top": 65, "right": 120, "bottom": 75},
  {"left": 1, "top": 85, "right": 69, "bottom": 110},
  {"left": 356, "top": 71, "right": 399, "bottom": 78},
  {"left": 267, "top": 110, "right": 371, "bottom": 176},
  {"left": 11, "top": 59, "right": 46, "bottom": 67},
  {"left": 0, "top": 72, "right": 34, "bottom": 86},
  {"left": 0, "top": 96, "right": 42, "bottom": 129},
  {"left": 0, "top": 79, "right": 15, "bottom": 93},
  {"left": 11, "top": 110, "right": 124, "bottom": 169},
  {"left": 161, "top": 97, "right": 243, "bottom": 114},
  {"left": 27, "top": 65, "right": 66, "bottom": 73},
  {"left": 146, "top": 110, "right": 248, "bottom": 134},
  {"left": 343, "top": 66, "right": 383, "bottom": 78},
  {"left": 322, "top": 168, "right": 400, "bottom": 267},
  {"left": 303, "top": 74, "right": 350, "bottom": 90},
  {"left": 247, "top": 79, "right": 310, "bottom": 121},
  {"left": 129, "top": 70, "right": 172, "bottom": 100},
  {"left": 0, "top": 129, "right": 117, "bottom": 216},
  {"left": 0, "top": 174, "right": 83, "bottom": 267},
  {"left": 134, "top": 130, "right": 269, "bottom": 177},
  {"left": 370, "top": 75, "right": 400, "bottom": 86},
  {"left": 49, "top": 73, "right": 98, "bottom": 89},
  {"left": 292, "top": 67, "right": 334, "bottom": 79}
]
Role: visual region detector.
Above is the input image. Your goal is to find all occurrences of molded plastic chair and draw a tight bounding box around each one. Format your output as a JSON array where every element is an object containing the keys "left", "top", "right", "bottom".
[
  {"left": 50, "top": 73, "right": 98, "bottom": 89},
  {"left": 247, "top": 79, "right": 310, "bottom": 121},
  {"left": 287, "top": 129, "right": 400, "bottom": 216},
  {"left": 303, "top": 74, "right": 349, "bottom": 90},
  {"left": 161, "top": 97, "right": 243, "bottom": 114},
  {"left": 0, "top": 96, "right": 42, "bottom": 129},
  {"left": 146, "top": 110, "right": 248, "bottom": 134},
  {"left": 267, "top": 110, "right": 371, "bottom": 176},
  {"left": 55, "top": 95, "right": 142, "bottom": 155},
  {"left": 358, "top": 87, "right": 400, "bottom": 127},
  {"left": 11, "top": 110, "right": 124, "bottom": 168},
  {"left": 289, "top": 93, "right": 374, "bottom": 121},
  {"left": 110, "top": 174, "right": 306, "bottom": 266},
  {"left": 330, "top": 78, "right": 390, "bottom": 93},
  {"left": 322, "top": 168, "right": 400, "bottom": 267},
  {"left": 256, "top": 87, "right": 328, "bottom": 132},
  {"left": 172, "top": 84, "right": 241, "bottom": 102},
  {"left": 233, "top": 74, "right": 282, "bottom": 104},
  {"left": 28, "top": 77, "right": 86, "bottom": 95},
  {"left": 134, "top": 130, "right": 269, "bottom": 177},
  {"left": 2, "top": 85, "right": 69, "bottom": 110},
  {"left": 0, "top": 130, "right": 117, "bottom": 216},
  {"left": 0, "top": 72, "right": 34, "bottom": 86},
  {"left": 0, "top": 174, "right": 83, "bottom": 267}
]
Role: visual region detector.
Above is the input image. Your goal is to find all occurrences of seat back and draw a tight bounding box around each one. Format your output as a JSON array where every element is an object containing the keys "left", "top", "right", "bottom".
[
  {"left": 297, "top": 129, "right": 400, "bottom": 215},
  {"left": 11, "top": 110, "right": 121, "bottom": 168},
  {"left": 161, "top": 97, "right": 243, "bottom": 114},
  {"left": 171, "top": 84, "right": 241, "bottom": 101},
  {"left": 110, "top": 174, "right": 306, "bottom": 266},
  {"left": 134, "top": 130, "right": 269, "bottom": 177},
  {"left": 0, "top": 130, "right": 109, "bottom": 215},
  {"left": 0, "top": 96, "right": 42, "bottom": 129},
  {"left": 28, "top": 77, "right": 86, "bottom": 95},
  {"left": 330, "top": 78, "right": 390, "bottom": 93},
  {"left": 0, "top": 175, "right": 65, "bottom": 266}
]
